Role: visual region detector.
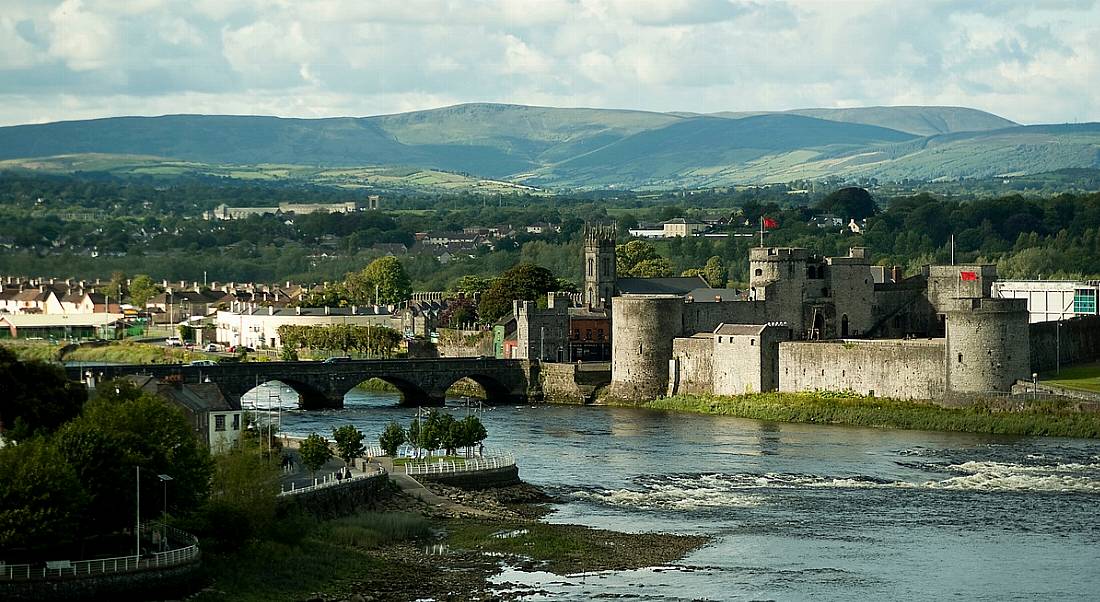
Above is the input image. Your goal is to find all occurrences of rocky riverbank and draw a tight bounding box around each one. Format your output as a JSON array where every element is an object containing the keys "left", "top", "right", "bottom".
[{"left": 298, "top": 480, "right": 709, "bottom": 602}]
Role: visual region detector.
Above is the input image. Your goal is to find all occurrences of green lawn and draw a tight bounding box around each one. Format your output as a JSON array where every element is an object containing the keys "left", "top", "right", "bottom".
[{"left": 1044, "top": 361, "right": 1100, "bottom": 393}]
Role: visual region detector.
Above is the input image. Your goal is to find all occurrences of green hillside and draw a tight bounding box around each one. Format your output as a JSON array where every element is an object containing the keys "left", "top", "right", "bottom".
[
  {"left": 709, "top": 106, "right": 1017, "bottom": 136},
  {"left": 0, "top": 103, "right": 1094, "bottom": 191}
]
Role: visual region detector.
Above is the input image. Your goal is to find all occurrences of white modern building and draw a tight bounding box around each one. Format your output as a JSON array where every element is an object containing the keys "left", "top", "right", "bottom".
[
  {"left": 216, "top": 304, "right": 395, "bottom": 349},
  {"left": 992, "top": 280, "right": 1100, "bottom": 323}
]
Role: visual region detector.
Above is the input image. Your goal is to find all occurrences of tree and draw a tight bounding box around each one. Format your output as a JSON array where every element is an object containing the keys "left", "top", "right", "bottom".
[
  {"left": 703, "top": 256, "right": 728, "bottom": 288},
  {"left": 178, "top": 323, "right": 194, "bottom": 342},
  {"left": 456, "top": 415, "right": 488, "bottom": 456},
  {"left": 436, "top": 413, "right": 459, "bottom": 456},
  {"left": 630, "top": 257, "right": 674, "bottom": 278},
  {"left": 128, "top": 274, "right": 160, "bottom": 307},
  {"left": 816, "top": 187, "right": 878, "bottom": 220},
  {"left": 331, "top": 424, "right": 365, "bottom": 471},
  {"left": 478, "top": 263, "right": 560, "bottom": 324},
  {"left": 345, "top": 256, "right": 412, "bottom": 305},
  {"left": 440, "top": 296, "right": 478, "bottom": 328},
  {"left": 617, "top": 240, "right": 673, "bottom": 277},
  {"left": 201, "top": 445, "right": 281, "bottom": 546},
  {"left": 53, "top": 420, "right": 132, "bottom": 533},
  {"left": 451, "top": 275, "right": 495, "bottom": 294},
  {"left": 0, "top": 345, "right": 87, "bottom": 442},
  {"left": 83, "top": 381, "right": 214, "bottom": 518},
  {"left": 0, "top": 438, "right": 86, "bottom": 552},
  {"left": 103, "top": 270, "right": 127, "bottom": 301},
  {"left": 378, "top": 421, "right": 406, "bottom": 457},
  {"left": 298, "top": 432, "right": 332, "bottom": 480}
]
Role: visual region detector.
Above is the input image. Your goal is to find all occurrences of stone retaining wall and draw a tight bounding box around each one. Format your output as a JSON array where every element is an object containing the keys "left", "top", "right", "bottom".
[
  {"left": 278, "top": 472, "right": 392, "bottom": 519},
  {"left": 415, "top": 465, "right": 521, "bottom": 489}
]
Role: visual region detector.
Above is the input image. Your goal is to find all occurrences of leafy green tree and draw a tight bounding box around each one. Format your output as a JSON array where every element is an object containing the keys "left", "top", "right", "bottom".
[
  {"left": 0, "top": 438, "right": 86, "bottom": 552},
  {"left": 633, "top": 258, "right": 674, "bottom": 278},
  {"left": 203, "top": 445, "right": 281, "bottom": 545},
  {"left": 816, "top": 187, "right": 878, "bottom": 220},
  {"left": 378, "top": 421, "right": 406, "bottom": 457},
  {"left": 457, "top": 415, "right": 488, "bottom": 455},
  {"left": 84, "top": 381, "right": 214, "bottom": 515},
  {"left": 128, "top": 274, "right": 161, "bottom": 307},
  {"left": 407, "top": 417, "right": 422, "bottom": 456},
  {"left": 617, "top": 240, "right": 673, "bottom": 277},
  {"left": 331, "top": 424, "right": 365, "bottom": 471},
  {"left": 345, "top": 256, "right": 412, "bottom": 305},
  {"left": 478, "top": 263, "right": 560, "bottom": 324},
  {"left": 0, "top": 345, "right": 87, "bottom": 442},
  {"left": 703, "top": 256, "right": 728, "bottom": 288},
  {"left": 53, "top": 420, "right": 131, "bottom": 533},
  {"left": 436, "top": 413, "right": 459, "bottom": 456},
  {"left": 178, "top": 323, "right": 194, "bottom": 341},
  {"left": 103, "top": 270, "right": 127, "bottom": 301},
  {"left": 296, "top": 283, "right": 352, "bottom": 308},
  {"left": 298, "top": 432, "right": 332, "bottom": 480},
  {"left": 451, "top": 275, "right": 495, "bottom": 294}
]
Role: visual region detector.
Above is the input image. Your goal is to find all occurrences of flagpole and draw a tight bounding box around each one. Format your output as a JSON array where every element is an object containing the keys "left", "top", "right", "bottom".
[{"left": 759, "top": 217, "right": 764, "bottom": 247}]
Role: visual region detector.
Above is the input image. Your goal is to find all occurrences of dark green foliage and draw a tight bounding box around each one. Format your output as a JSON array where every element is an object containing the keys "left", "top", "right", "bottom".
[
  {"left": 345, "top": 256, "right": 412, "bottom": 305},
  {"left": 816, "top": 187, "right": 878, "bottom": 220},
  {"left": 83, "top": 381, "right": 214, "bottom": 517},
  {"left": 277, "top": 324, "right": 402, "bottom": 356},
  {"left": 616, "top": 239, "right": 673, "bottom": 277},
  {"left": 478, "top": 263, "right": 560, "bottom": 324},
  {"left": 53, "top": 420, "right": 132, "bottom": 530},
  {"left": 299, "top": 433, "right": 333, "bottom": 478},
  {"left": 331, "top": 424, "right": 366, "bottom": 469},
  {"left": 0, "top": 344, "right": 87, "bottom": 442},
  {"left": 0, "top": 437, "right": 86, "bottom": 552},
  {"left": 378, "top": 421, "right": 406, "bottom": 456}
]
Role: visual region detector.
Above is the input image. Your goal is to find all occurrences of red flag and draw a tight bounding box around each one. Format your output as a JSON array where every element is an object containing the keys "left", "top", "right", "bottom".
[
  {"left": 762, "top": 217, "right": 778, "bottom": 229},
  {"left": 960, "top": 271, "right": 978, "bottom": 281}
]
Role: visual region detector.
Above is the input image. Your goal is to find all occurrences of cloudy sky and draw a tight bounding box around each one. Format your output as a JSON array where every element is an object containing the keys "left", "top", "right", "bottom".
[{"left": 1, "top": 0, "right": 1096, "bottom": 126}]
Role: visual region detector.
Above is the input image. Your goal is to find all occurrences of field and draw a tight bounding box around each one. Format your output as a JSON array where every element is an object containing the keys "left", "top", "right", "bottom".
[{"left": 1044, "top": 361, "right": 1100, "bottom": 393}]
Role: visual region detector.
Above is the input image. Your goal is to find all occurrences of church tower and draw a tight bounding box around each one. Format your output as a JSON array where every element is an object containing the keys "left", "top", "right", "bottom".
[{"left": 584, "top": 224, "right": 617, "bottom": 309}]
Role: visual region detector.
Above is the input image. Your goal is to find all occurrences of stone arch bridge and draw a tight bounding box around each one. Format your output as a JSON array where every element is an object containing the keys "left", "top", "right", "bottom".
[{"left": 66, "top": 358, "right": 535, "bottom": 409}]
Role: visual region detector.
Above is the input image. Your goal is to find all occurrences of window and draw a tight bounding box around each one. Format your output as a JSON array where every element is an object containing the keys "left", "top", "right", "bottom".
[
  {"left": 957, "top": 353, "right": 963, "bottom": 363},
  {"left": 585, "top": 329, "right": 592, "bottom": 340},
  {"left": 754, "top": 268, "right": 763, "bottom": 277},
  {"left": 215, "top": 415, "right": 226, "bottom": 431},
  {"left": 1074, "top": 289, "right": 1097, "bottom": 314},
  {"left": 750, "top": 338, "right": 755, "bottom": 346},
  {"left": 232, "top": 414, "right": 240, "bottom": 431},
  {"left": 597, "top": 329, "right": 605, "bottom": 340},
  {"left": 573, "top": 329, "right": 580, "bottom": 339},
  {"left": 587, "top": 257, "right": 594, "bottom": 276}
]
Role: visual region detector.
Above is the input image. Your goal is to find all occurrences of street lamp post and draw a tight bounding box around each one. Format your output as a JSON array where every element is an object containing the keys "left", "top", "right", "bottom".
[{"left": 157, "top": 474, "right": 173, "bottom": 551}]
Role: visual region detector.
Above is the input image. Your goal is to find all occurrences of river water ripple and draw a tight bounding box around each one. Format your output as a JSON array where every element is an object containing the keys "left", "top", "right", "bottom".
[{"left": 255, "top": 387, "right": 1100, "bottom": 601}]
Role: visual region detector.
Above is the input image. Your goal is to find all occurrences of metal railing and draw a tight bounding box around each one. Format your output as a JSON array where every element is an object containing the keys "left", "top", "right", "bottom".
[
  {"left": 279, "top": 466, "right": 385, "bottom": 496},
  {"left": 403, "top": 454, "right": 515, "bottom": 476},
  {"left": 0, "top": 522, "right": 199, "bottom": 581}
]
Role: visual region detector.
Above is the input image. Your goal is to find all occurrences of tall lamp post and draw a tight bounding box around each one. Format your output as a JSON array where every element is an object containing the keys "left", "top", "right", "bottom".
[
  {"left": 134, "top": 466, "right": 141, "bottom": 557},
  {"left": 158, "top": 474, "right": 173, "bottom": 551}
]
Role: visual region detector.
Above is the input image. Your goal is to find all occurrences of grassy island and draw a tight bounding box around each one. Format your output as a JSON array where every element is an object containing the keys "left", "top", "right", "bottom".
[{"left": 616, "top": 391, "right": 1100, "bottom": 439}]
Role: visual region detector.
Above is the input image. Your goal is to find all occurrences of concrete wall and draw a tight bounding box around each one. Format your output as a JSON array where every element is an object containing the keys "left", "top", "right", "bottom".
[
  {"left": 668, "top": 335, "right": 713, "bottom": 395},
  {"left": 779, "top": 339, "right": 947, "bottom": 400},
  {"left": 1029, "top": 315, "right": 1100, "bottom": 372}
]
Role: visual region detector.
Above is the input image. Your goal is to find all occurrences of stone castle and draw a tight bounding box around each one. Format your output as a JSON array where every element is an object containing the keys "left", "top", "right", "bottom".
[{"left": 603, "top": 234, "right": 1041, "bottom": 402}]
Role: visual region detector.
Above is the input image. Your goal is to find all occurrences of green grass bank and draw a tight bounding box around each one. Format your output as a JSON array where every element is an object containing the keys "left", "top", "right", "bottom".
[
  {"left": 1044, "top": 361, "right": 1100, "bottom": 393},
  {"left": 618, "top": 391, "right": 1100, "bottom": 439}
]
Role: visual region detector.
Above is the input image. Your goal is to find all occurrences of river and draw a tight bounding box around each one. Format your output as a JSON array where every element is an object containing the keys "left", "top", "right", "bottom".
[{"left": 251, "top": 386, "right": 1100, "bottom": 600}]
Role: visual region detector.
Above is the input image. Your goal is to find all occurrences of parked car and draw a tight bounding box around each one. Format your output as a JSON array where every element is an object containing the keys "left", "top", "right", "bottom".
[
  {"left": 204, "top": 343, "right": 221, "bottom": 352},
  {"left": 165, "top": 337, "right": 182, "bottom": 346},
  {"left": 189, "top": 360, "right": 217, "bottom": 366}
]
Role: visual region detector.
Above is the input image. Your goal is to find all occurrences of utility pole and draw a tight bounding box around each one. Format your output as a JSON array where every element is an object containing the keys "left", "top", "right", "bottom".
[
  {"left": 540, "top": 326, "right": 545, "bottom": 362},
  {"left": 135, "top": 466, "right": 141, "bottom": 557}
]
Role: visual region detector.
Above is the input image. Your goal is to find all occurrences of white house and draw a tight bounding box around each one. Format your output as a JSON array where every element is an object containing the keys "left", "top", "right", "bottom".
[{"left": 216, "top": 304, "right": 396, "bottom": 350}]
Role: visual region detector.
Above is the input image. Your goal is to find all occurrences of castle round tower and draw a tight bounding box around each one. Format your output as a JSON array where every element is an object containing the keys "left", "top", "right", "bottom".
[
  {"left": 608, "top": 295, "right": 683, "bottom": 401},
  {"left": 945, "top": 298, "right": 1030, "bottom": 393}
]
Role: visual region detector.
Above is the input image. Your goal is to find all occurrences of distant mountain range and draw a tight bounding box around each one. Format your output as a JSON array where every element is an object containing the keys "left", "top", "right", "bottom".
[{"left": 0, "top": 103, "right": 1096, "bottom": 190}]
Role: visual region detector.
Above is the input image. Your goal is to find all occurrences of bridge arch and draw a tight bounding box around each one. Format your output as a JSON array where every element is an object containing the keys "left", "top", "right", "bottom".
[
  {"left": 438, "top": 373, "right": 515, "bottom": 405},
  {"left": 241, "top": 378, "right": 332, "bottom": 411},
  {"left": 337, "top": 375, "right": 432, "bottom": 408}
]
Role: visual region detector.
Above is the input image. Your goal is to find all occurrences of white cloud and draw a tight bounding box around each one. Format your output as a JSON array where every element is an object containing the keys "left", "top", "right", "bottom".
[{"left": 0, "top": 0, "right": 1095, "bottom": 125}]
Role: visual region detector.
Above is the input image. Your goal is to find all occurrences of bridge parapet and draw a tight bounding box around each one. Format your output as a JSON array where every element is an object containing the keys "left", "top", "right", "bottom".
[{"left": 66, "top": 358, "right": 535, "bottom": 409}]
